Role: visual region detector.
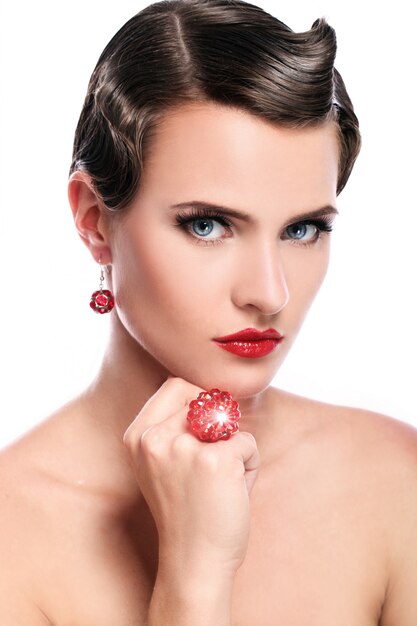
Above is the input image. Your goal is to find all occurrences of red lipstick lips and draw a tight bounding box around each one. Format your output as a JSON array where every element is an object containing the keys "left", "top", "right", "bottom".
[{"left": 213, "top": 327, "right": 283, "bottom": 358}]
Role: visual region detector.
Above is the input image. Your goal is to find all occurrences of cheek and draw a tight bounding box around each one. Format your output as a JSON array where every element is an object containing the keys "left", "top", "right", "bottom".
[
  {"left": 285, "top": 243, "right": 331, "bottom": 309},
  {"left": 112, "top": 227, "right": 224, "bottom": 331}
]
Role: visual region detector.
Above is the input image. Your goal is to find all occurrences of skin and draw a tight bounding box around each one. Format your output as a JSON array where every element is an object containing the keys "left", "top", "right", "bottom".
[{"left": 0, "top": 102, "right": 417, "bottom": 625}]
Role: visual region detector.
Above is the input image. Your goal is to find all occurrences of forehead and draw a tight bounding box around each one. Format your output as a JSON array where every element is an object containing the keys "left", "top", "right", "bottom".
[{"left": 139, "top": 102, "right": 339, "bottom": 212}]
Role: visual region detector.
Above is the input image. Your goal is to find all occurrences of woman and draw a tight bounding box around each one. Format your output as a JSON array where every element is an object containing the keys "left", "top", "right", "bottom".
[{"left": 1, "top": 0, "right": 416, "bottom": 624}]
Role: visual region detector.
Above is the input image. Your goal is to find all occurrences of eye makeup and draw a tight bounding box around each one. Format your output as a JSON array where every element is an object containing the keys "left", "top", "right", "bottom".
[{"left": 173, "top": 206, "right": 335, "bottom": 248}]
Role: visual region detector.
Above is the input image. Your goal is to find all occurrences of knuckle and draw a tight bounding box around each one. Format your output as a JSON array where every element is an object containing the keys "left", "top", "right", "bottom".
[
  {"left": 239, "top": 431, "right": 258, "bottom": 447},
  {"left": 122, "top": 427, "right": 136, "bottom": 451},
  {"left": 163, "top": 376, "right": 202, "bottom": 399},
  {"left": 140, "top": 426, "right": 165, "bottom": 459},
  {"left": 164, "top": 376, "right": 186, "bottom": 390},
  {"left": 170, "top": 434, "right": 195, "bottom": 458},
  {"left": 195, "top": 445, "right": 222, "bottom": 473}
]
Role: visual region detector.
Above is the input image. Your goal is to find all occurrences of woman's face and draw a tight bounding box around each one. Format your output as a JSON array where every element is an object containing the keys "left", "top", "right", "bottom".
[{"left": 109, "top": 102, "right": 339, "bottom": 398}]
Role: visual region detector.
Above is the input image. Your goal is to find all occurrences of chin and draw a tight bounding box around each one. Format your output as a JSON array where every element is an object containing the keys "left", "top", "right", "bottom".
[{"left": 171, "top": 360, "right": 279, "bottom": 400}]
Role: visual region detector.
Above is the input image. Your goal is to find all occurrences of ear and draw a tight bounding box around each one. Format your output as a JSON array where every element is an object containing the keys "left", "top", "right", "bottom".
[{"left": 68, "top": 171, "right": 112, "bottom": 264}]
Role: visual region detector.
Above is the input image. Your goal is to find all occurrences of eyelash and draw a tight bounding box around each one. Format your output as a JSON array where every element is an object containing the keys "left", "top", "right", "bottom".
[{"left": 174, "top": 208, "right": 334, "bottom": 248}]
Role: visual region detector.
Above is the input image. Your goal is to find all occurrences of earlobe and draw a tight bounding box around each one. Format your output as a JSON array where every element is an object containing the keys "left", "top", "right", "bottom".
[{"left": 68, "top": 171, "right": 112, "bottom": 264}]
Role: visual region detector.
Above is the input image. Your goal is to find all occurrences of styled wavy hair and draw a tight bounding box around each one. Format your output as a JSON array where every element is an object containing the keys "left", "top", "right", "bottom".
[{"left": 70, "top": 0, "right": 361, "bottom": 211}]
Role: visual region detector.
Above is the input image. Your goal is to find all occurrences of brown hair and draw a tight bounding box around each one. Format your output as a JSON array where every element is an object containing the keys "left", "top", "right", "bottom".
[{"left": 70, "top": 0, "right": 361, "bottom": 211}]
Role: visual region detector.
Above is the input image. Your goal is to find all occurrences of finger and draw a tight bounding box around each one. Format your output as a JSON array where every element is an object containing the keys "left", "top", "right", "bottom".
[
  {"left": 222, "top": 431, "right": 260, "bottom": 493},
  {"left": 123, "top": 377, "right": 205, "bottom": 443},
  {"left": 219, "top": 431, "right": 260, "bottom": 471}
]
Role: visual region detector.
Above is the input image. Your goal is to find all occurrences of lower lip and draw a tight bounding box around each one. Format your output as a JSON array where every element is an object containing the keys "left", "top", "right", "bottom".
[{"left": 213, "top": 339, "right": 281, "bottom": 358}]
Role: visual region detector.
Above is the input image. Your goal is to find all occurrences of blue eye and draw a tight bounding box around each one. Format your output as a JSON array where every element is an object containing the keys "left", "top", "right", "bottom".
[
  {"left": 285, "top": 219, "right": 334, "bottom": 246},
  {"left": 174, "top": 209, "right": 334, "bottom": 248},
  {"left": 287, "top": 223, "right": 309, "bottom": 240},
  {"left": 174, "top": 210, "right": 232, "bottom": 246},
  {"left": 192, "top": 219, "right": 215, "bottom": 237}
]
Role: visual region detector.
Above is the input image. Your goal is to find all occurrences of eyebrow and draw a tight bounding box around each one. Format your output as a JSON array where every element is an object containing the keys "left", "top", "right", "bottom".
[{"left": 170, "top": 200, "right": 339, "bottom": 224}]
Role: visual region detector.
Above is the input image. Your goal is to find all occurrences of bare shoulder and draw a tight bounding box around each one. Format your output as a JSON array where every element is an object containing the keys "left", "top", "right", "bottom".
[
  {"left": 0, "top": 433, "right": 55, "bottom": 624},
  {"left": 0, "top": 398, "right": 145, "bottom": 625},
  {"left": 335, "top": 405, "right": 417, "bottom": 626},
  {"left": 271, "top": 385, "right": 417, "bottom": 470},
  {"left": 0, "top": 395, "right": 115, "bottom": 533},
  {"left": 334, "top": 400, "right": 417, "bottom": 500},
  {"left": 332, "top": 399, "right": 417, "bottom": 478},
  {"left": 344, "top": 407, "right": 417, "bottom": 626},
  {"left": 269, "top": 385, "right": 417, "bottom": 523},
  {"left": 0, "top": 399, "right": 105, "bottom": 625},
  {"left": 271, "top": 386, "right": 417, "bottom": 625}
]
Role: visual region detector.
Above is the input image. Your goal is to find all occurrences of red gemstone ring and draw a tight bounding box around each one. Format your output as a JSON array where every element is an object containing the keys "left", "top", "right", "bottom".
[{"left": 187, "top": 388, "right": 241, "bottom": 442}]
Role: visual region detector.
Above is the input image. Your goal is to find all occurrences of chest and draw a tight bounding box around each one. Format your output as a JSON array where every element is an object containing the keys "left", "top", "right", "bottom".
[{"left": 41, "top": 464, "right": 386, "bottom": 626}]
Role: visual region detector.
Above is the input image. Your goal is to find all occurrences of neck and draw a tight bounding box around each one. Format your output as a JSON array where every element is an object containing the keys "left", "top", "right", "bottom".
[{"left": 83, "top": 313, "right": 283, "bottom": 461}]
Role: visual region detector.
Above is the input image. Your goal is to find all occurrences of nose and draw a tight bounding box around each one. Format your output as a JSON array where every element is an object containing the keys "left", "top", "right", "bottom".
[{"left": 231, "top": 239, "right": 289, "bottom": 316}]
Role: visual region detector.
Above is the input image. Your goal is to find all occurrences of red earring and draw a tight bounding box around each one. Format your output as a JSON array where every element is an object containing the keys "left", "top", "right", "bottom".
[{"left": 90, "top": 262, "right": 114, "bottom": 314}]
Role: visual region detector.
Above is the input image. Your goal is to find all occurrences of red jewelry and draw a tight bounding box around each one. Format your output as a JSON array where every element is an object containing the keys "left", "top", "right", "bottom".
[
  {"left": 187, "top": 388, "right": 241, "bottom": 442},
  {"left": 90, "top": 263, "right": 114, "bottom": 314}
]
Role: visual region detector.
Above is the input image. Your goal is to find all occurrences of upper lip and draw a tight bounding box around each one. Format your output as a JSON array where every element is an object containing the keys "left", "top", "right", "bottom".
[{"left": 213, "top": 327, "right": 284, "bottom": 343}]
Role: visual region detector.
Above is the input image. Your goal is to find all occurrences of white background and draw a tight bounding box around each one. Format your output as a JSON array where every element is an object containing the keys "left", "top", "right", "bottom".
[{"left": 0, "top": 0, "right": 415, "bottom": 447}]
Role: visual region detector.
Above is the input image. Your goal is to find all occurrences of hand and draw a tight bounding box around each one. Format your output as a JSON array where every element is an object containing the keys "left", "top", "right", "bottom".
[{"left": 123, "top": 376, "right": 260, "bottom": 578}]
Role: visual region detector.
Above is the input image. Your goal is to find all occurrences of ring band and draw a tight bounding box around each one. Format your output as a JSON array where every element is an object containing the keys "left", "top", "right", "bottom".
[{"left": 187, "top": 388, "right": 241, "bottom": 442}]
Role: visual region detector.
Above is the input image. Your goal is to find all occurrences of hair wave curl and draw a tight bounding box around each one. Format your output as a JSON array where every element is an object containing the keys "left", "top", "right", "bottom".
[{"left": 70, "top": 0, "right": 361, "bottom": 211}]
